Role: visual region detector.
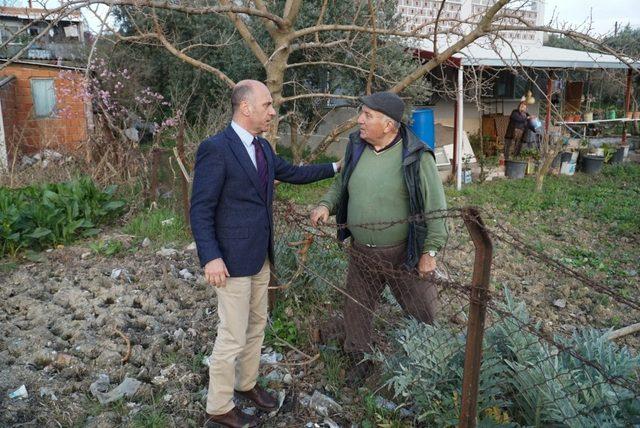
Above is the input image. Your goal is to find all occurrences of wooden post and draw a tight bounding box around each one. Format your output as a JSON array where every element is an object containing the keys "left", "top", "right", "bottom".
[
  {"left": 545, "top": 72, "right": 554, "bottom": 132},
  {"left": 176, "top": 119, "right": 190, "bottom": 227},
  {"left": 149, "top": 148, "right": 161, "bottom": 204},
  {"left": 453, "top": 92, "right": 458, "bottom": 176},
  {"left": 459, "top": 208, "right": 493, "bottom": 428},
  {"left": 622, "top": 68, "right": 633, "bottom": 145},
  {"left": 456, "top": 65, "right": 464, "bottom": 191}
]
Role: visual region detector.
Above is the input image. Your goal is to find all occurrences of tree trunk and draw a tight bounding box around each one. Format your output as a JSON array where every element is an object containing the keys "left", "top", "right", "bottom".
[
  {"left": 289, "top": 117, "right": 304, "bottom": 164},
  {"left": 535, "top": 134, "right": 563, "bottom": 193},
  {"left": 264, "top": 36, "right": 291, "bottom": 151}
]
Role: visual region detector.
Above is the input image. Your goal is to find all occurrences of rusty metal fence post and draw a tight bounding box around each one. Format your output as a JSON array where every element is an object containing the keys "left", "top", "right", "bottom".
[{"left": 459, "top": 208, "right": 493, "bottom": 428}]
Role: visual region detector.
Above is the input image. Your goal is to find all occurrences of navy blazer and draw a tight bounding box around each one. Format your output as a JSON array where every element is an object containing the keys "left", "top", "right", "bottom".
[{"left": 190, "top": 125, "right": 335, "bottom": 277}]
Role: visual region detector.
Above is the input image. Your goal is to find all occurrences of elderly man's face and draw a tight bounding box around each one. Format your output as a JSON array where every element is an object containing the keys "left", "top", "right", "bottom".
[
  {"left": 357, "top": 105, "right": 392, "bottom": 142},
  {"left": 246, "top": 84, "right": 276, "bottom": 134}
]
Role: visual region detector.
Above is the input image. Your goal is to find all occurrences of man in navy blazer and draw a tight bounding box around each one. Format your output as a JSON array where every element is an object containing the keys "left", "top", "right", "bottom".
[{"left": 190, "top": 80, "right": 337, "bottom": 428}]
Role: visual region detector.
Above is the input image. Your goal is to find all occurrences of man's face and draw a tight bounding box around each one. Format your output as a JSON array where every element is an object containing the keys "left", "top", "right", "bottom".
[
  {"left": 357, "top": 105, "right": 389, "bottom": 142},
  {"left": 247, "top": 84, "right": 276, "bottom": 134}
]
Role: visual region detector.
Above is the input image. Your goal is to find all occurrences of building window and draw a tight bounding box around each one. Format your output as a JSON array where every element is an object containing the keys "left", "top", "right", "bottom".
[{"left": 30, "top": 78, "right": 56, "bottom": 118}]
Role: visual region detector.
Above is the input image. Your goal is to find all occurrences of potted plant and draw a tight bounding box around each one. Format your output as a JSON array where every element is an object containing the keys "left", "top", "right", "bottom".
[
  {"left": 603, "top": 143, "right": 626, "bottom": 164},
  {"left": 575, "top": 138, "right": 602, "bottom": 174},
  {"left": 601, "top": 143, "right": 621, "bottom": 164},
  {"left": 519, "top": 148, "right": 540, "bottom": 175},
  {"left": 581, "top": 152, "right": 605, "bottom": 174},
  {"left": 583, "top": 95, "right": 595, "bottom": 122}
]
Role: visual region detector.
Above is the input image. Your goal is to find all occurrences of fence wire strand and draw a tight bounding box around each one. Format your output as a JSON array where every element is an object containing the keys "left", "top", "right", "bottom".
[{"left": 267, "top": 200, "right": 639, "bottom": 427}]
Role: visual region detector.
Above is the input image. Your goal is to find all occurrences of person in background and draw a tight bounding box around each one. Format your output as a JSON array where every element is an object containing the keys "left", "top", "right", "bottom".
[{"left": 505, "top": 101, "right": 537, "bottom": 159}]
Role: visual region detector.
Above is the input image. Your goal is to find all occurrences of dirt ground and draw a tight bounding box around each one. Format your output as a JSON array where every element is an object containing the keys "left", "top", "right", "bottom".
[
  {"left": 1, "top": 206, "right": 638, "bottom": 427},
  {"left": 0, "top": 235, "right": 351, "bottom": 427}
]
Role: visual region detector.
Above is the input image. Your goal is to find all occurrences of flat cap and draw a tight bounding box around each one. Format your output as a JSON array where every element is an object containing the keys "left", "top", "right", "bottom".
[{"left": 360, "top": 91, "right": 405, "bottom": 123}]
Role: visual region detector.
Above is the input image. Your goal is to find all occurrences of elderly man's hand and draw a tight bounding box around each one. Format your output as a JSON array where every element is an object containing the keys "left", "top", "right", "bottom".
[
  {"left": 204, "top": 258, "right": 230, "bottom": 288},
  {"left": 310, "top": 205, "right": 330, "bottom": 227},
  {"left": 417, "top": 253, "right": 436, "bottom": 278}
]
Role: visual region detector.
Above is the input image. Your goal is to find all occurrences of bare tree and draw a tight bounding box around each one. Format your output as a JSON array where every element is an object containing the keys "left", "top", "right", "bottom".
[{"left": 2, "top": 0, "right": 638, "bottom": 187}]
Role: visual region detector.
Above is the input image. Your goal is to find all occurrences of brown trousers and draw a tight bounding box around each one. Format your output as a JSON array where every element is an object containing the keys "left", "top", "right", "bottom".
[{"left": 343, "top": 240, "right": 439, "bottom": 353}]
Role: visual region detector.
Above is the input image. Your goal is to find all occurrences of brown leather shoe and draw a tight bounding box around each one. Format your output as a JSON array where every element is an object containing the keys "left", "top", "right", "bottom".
[
  {"left": 234, "top": 385, "right": 277, "bottom": 411},
  {"left": 206, "top": 407, "right": 258, "bottom": 428}
]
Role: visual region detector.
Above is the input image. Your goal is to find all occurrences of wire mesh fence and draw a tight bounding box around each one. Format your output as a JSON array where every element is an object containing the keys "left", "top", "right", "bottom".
[{"left": 267, "top": 199, "right": 640, "bottom": 427}]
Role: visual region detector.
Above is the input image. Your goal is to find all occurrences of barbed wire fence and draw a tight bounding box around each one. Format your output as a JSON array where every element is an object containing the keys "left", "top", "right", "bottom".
[{"left": 264, "top": 200, "right": 639, "bottom": 427}]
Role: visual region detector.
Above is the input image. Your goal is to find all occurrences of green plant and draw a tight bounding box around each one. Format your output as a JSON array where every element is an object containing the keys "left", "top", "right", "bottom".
[
  {"left": 371, "top": 319, "right": 506, "bottom": 427},
  {"left": 373, "top": 287, "right": 640, "bottom": 427},
  {"left": 265, "top": 307, "right": 299, "bottom": 350},
  {"left": 601, "top": 143, "right": 616, "bottom": 163},
  {"left": 131, "top": 406, "right": 169, "bottom": 428},
  {"left": 517, "top": 148, "right": 540, "bottom": 161},
  {"left": 321, "top": 346, "right": 347, "bottom": 392},
  {"left": 89, "top": 240, "right": 124, "bottom": 257},
  {"left": 0, "top": 177, "right": 125, "bottom": 256},
  {"left": 361, "top": 393, "right": 411, "bottom": 427}
]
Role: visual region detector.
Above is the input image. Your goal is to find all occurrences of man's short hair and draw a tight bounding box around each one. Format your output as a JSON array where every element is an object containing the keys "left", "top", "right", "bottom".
[
  {"left": 381, "top": 113, "right": 400, "bottom": 130},
  {"left": 231, "top": 83, "right": 253, "bottom": 113}
]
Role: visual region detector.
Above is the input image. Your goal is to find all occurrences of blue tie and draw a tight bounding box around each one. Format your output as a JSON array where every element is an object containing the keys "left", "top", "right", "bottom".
[{"left": 252, "top": 138, "right": 268, "bottom": 199}]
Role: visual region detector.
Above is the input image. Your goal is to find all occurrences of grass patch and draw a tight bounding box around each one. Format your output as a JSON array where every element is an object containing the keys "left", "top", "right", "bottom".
[
  {"left": 274, "top": 145, "right": 338, "bottom": 205},
  {"left": 123, "top": 207, "right": 190, "bottom": 247},
  {"left": 131, "top": 407, "right": 169, "bottom": 428},
  {"left": 320, "top": 346, "right": 346, "bottom": 393},
  {"left": 448, "top": 163, "right": 640, "bottom": 236},
  {"left": 276, "top": 178, "right": 335, "bottom": 205},
  {"left": 0, "top": 260, "right": 18, "bottom": 272},
  {"left": 89, "top": 239, "right": 124, "bottom": 257},
  {"left": 360, "top": 392, "right": 410, "bottom": 428},
  {"left": 265, "top": 299, "right": 300, "bottom": 351}
]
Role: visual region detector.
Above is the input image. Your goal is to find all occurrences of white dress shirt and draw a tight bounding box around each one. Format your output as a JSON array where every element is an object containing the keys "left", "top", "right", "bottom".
[{"left": 231, "top": 121, "right": 258, "bottom": 168}]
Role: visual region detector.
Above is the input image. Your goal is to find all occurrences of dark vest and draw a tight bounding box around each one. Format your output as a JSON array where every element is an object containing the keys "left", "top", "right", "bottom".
[{"left": 335, "top": 124, "right": 434, "bottom": 269}]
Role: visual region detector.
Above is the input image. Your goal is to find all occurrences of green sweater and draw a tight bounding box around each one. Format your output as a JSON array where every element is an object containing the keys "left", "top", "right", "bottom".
[{"left": 319, "top": 140, "right": 448, "bottom": 251}]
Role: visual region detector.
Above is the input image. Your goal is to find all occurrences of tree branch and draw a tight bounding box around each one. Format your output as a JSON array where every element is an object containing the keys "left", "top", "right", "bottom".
[
  {"left": 252, "top": 0, "right": 279, "bottom": 38},
  {"left": 286, "top": 61, "right": 393, "bottom": 83},
  {"left": 366, "top": 0, "right": 377, "bottom": 94},
  {"left": 281, "top": 93, "right": 359, "bottom": 103},
  {"left": 290, "top": 40, "right": 348, "bottom": 51},
  {"left": 76, "top": 0, "right": 285, "bottom": 25},
  {"left": 283, "top": 0, "right": 303, "bottom": 28},
  {"left": 220, "top": 0, "right": 269, "bottom": 65}
]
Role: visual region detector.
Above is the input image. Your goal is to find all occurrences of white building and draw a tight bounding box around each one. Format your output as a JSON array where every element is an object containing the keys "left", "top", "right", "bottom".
[{"left": 397, "top": 0, "right": 546, "bottom": 45}]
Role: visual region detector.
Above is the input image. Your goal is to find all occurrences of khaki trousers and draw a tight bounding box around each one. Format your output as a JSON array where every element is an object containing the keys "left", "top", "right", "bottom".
[{"left": 206, "top": 259, "right": 270, "bottom": 415}]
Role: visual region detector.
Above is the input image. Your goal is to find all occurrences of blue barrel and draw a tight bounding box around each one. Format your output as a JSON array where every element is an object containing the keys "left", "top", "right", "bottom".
[{"left": 409, "top": 108, "right": 435, "bottom": 150}]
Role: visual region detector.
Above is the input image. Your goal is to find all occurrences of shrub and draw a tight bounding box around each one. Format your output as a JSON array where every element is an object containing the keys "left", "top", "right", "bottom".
[
  {"left": 372, "top": 288, "right": 640, "bottom": 427},
  {"left": 0, "top": 177, "right": 125, "bottom": 256}
]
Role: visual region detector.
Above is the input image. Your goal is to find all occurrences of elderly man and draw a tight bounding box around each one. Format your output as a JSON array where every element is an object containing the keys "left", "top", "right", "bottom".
[
  {"left": 310, "top": 91, "right": 448, "bottom": 383},
  {"left": 191, "top": 80, "right": 338, "bottom": 427}
]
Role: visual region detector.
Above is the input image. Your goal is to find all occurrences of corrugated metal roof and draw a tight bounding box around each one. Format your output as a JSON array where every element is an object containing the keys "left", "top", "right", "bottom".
[
  {"left": 456, "top": 42, "right": 633, "bottom": 69},
  {"left": 0, "top": 7, "right": 82, "bottom": 23},
  {"left": 413, "top": 38, "right": 636, "bottom": 69}
]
